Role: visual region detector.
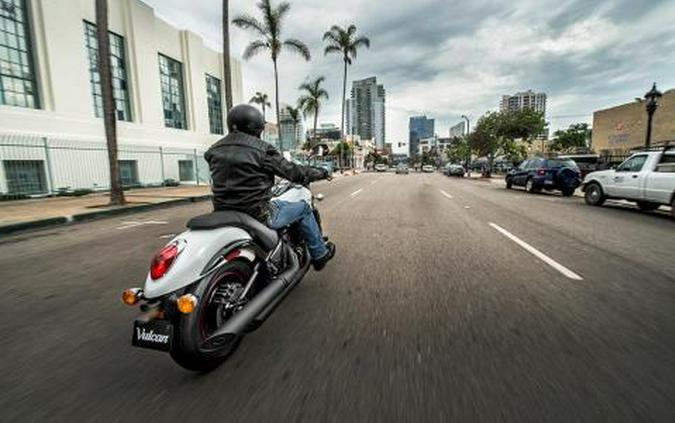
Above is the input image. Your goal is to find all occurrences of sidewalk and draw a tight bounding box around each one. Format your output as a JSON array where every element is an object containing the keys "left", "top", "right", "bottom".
[{"left": 0, "top": 185, "right": 212, "bottom": 234}]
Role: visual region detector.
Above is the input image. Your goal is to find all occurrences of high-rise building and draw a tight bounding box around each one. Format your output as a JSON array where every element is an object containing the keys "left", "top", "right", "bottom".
[
  {"left": 500, "top": 90, "right": 547, "bottom": 114},
  {"left": 448, "top": 121, "right": 466, "bottom": 138},
  {"left": 409, "top": 115, "right": 435, "bottom": 157},
  {"left": 344, "top": 77, "right": 386, "bottom": 148},
  {"left": 278, "top": 103, "right": 304, "bottom": 151}
]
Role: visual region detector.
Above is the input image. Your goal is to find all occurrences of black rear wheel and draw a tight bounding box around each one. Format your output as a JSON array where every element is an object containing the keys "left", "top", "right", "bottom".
[
  {"left": 561, "top": 188, "right": 575, "bottom": 197},
  {"left": 170, "top": 260, "right": 254, "bottom": 372}
]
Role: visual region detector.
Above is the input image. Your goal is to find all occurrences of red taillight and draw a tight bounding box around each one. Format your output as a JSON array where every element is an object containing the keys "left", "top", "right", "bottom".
[
  {"left": 150, "top": 243, "right": 179, "bottom": 280},
  {"left": 538, "top": 168, "right": 546, "bottom": 176}
]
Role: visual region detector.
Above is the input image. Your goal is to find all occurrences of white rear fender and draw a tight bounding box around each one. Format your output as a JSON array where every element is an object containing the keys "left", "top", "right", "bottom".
[{"left": 143, "top": 227, "right": 258, "bottom": 299}]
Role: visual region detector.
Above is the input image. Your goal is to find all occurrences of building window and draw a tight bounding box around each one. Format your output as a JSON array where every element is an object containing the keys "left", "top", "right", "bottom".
[
  {"left": 159, "top": 54, "right": 187, "bottom": 129},
  {"left": 118, "top": 160, "right": 139, "bottom": 186},
  {"left": 205, "top": 74, "right": 223, "bottom": 135},
  {"left": 0, "top": 0, "right": 39, "bottom": 108},
  {"left": 3, "top": 159, "right": 46, "bottom": 194},
  {"left": 83, "top": 21, "right": 131, "bottom": 121}
]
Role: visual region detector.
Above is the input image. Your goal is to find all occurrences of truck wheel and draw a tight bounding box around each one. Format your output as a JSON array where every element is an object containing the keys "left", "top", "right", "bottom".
[
  {"left": 636, "top": 201, "right": 660, "bottom": 212},
  {"left": 584, "top": 182, "right": 605, "bottom": 206}
]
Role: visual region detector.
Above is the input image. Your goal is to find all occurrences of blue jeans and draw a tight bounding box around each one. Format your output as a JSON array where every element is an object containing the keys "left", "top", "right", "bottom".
[{"left": 267, "top": 200, "right": 327, "bottom": 260}]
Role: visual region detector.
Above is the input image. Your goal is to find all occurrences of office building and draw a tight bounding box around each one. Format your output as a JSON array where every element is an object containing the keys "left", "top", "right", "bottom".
[
  {"left": 344, "top": 77, "right": 386, "bottom": 149},
  {"left": 308, "top": 123, "right": 341, "bottom": 141},
  {"left": 409, "top": 115, "right": 434, "bottom": 157},
  {"left": 278, "top": 103, "right": 304, "bottom": 151},
  {"left": 500, "top": 90, "right": 547, "bottom": 114},
  {"left": 448, "top": 121, "right": 466, "bottom": 138},
  {"left": 0, "top": 0, "right": 243, "bottom": 195}
]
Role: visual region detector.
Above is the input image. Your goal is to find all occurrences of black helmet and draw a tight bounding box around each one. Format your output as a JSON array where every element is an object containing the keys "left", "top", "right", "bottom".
[{"left": 227, "top": 104, "right": 265, "bottom": 137}]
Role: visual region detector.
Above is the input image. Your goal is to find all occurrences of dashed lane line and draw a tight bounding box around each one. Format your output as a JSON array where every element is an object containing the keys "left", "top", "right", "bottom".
[{"left": 489, "top": 222, "right": 583, "bottom": 281}]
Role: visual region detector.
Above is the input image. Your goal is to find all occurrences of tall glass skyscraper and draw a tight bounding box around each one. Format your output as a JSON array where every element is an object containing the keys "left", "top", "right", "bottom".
[
  {"left": 344, "top": 76, "right": 385, "bottom": 149},
  {"left": 409, "top": 115, "right": 435, "bottom": 157}
]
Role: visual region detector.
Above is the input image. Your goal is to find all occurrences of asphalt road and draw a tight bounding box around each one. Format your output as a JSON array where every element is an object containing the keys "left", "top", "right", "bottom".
[{"left": 1, "top": 172, "right": 674, "bottom": 422}]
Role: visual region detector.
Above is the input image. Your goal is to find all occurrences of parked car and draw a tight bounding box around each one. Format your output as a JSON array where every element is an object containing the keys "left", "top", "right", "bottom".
[
  {"left": 374, "top": 163, "right": 388, "bottom": 172},
  {"left": 444, "top": 164, "right": 465, "bottom": 177},
  {"left": 582, "top": 146, "right": 675, "bottom": 217},
  {"left": 395, "top": 164, "right": 409, "bottom": 174},
  {"left": 506, "top": 157, "right": 581, "bottom": 196},
  {"left": 422, "top": 165, "right": 435, "bottom": 173},
  {"left": 558, "top": 154, "right": 600, "bottom": 178}
]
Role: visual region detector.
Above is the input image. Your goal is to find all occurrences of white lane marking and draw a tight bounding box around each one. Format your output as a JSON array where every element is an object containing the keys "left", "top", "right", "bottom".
[
  {"left": 350, "top": 188, "right": 363, "bottom": 197},
  {"left": 159, "top": 233, "right": 176, "bottom": 239},
  {"left": 116, "top": 221, "right": 168, "bottom": 230},
  {"left": 489, "top": 223, "right": 583, "bottom": 281},
  {"left": 440, "top": 190, "right": 453, "bottom": 199},
  {"left": 464, "top": 206, "right": 471, "bottom": 209}
]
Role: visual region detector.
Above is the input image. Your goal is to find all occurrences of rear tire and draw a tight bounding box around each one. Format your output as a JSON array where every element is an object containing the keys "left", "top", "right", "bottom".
[
  {"left": 525, "top": 178, "right": 538, "bottom": 193},
  {"left": 170, "top": 260, "right": 254, "bottom": 372},
  {"left": 584, "top": 182, "right": 605, "bottom": 206},
  {"left": 636, "top": 201, "right": 660, "bottom": 211},
  {"left": 561, "top": 188, "right": 575, "bottom": 197}
]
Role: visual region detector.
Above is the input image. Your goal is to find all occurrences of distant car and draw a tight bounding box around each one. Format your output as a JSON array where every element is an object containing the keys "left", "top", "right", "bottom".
[
  {"left": 422, "top": 165, "right": 435, "bottom": 173},
  {"left": 506, "top": 157, "right": 581, "bottom": 196},
  {"left": 395, "top": 165, "right": 409, "bottom": 174},
  {"left": 444, "top": 164, "right": 465, "bottom": 177},
  {"left": 374, "top": 163, "right": 387, "bottom": 172}
]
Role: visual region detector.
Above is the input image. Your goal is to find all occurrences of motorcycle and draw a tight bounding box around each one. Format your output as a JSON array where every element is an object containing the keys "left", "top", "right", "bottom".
[{"left": 122, "top": 179, "right": 327, "bottom": 371}]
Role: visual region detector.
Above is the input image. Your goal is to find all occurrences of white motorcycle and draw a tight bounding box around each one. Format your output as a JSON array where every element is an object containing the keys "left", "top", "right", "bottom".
[{"left": 122, "top": 179, "right": 327, "bottom": 371}]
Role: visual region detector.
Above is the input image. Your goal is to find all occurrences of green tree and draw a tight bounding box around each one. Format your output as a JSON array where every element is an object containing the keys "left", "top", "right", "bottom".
[
  {"left": 445, "top": 136, "right": 470, "bottom": 164},
  {"left": 298, "top": 76, "right": 329, "bottom": 149},
  {"left": 95, "top": 0, "right": 125, "bottom": 205},
  {"left": 470, "top": 109, "right": 546, "bottom": 176},
  {"left": 550, "top": 123, "right": 590, "bottom": 152},
  {"left": 323, "top": 24, "right": 370, "bottom": 139},
  {"left": 233, "top": 0, "right": 311, "bottom": 148},
  {"left": 249, "top": 91, "right": 272, "bottom": 122},
  {"left": 222, "top": 0, "right": 233, "bottom": 112}
]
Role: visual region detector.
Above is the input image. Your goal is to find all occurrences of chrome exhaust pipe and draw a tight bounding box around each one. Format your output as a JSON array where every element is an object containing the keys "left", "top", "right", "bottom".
[{"left": 202, "top": 247, "right": 300, "bottom": 346}]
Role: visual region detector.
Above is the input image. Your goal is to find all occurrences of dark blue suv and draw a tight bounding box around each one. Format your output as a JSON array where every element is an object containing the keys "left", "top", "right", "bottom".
[{"left": 506, "top": 158, "right": 581, "bottom": 196}]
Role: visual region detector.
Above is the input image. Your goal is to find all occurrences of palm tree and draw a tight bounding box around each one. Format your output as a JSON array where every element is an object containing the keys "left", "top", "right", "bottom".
[
  {"left": 222, "top": 0, "right": 233, "bottom": 112},
  {"left": 283, "top": 105, "right": 302, "bottom": 152},
  {"left": 249, "top": 91, "right": 272, "bottom": 122},
  {"left": 298, "top": 76, "right": 329, "bottom": 152},
  {"left": 95, "top": 0, "right": 125, "bottom": 205},
  {"left": 233, "top": 0, "right": 311, "bottom": 151},
  {"left": 323, "top": 24, "right": 370, "bottom": 140}
]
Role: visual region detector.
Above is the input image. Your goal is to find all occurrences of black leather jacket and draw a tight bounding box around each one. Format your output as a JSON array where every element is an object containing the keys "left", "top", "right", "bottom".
[{"left": 205, "top": 131, "right": 327, "bottom": 219}]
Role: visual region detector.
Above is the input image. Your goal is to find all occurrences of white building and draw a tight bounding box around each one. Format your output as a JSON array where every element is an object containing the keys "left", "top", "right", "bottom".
[
  {"left": 0, "top": 0, "right": 243, "bottom": 195},
  {"left": 500, "top": 90, "right": 547, "bottom": 114},
  {"left": 448, "top": 121, "right": 466, "bottom": 138}
]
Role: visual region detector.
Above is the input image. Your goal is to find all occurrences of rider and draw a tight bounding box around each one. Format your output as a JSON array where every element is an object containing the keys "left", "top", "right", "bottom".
[{"left": 204, "top": 104, "right": 336, "bottom": 271}]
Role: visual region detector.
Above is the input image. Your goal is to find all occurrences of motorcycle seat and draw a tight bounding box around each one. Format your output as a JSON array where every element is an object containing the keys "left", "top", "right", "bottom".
[{"left": 186, "top": 211, "right": 279, "bottom": 251}]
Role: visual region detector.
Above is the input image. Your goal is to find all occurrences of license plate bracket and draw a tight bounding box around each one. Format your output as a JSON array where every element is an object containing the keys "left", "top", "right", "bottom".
[{"left": 131, "top": 319, "right": 173, "bottom": 352}]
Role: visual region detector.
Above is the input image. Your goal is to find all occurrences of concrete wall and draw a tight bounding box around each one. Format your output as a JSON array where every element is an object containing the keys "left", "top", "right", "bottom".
[{"left": 592, "top": 89, "right": 675, "bottom": 154}]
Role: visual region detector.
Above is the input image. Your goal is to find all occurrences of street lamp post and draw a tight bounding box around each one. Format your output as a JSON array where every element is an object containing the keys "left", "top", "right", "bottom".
[
  {"left": 462, "top": 115, "right": 470, "bottom": 173},
  {"left": 644, "top": 83, "right": 662, "bottom": 148}
]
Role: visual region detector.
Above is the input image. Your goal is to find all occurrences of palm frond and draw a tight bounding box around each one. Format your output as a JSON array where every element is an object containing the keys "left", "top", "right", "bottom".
[
  {"left": 231, "top": 14, "right": 267, "bottom": 36},
  {"left": 324, "top": 44, "right": 342, "bottom": 56},
  {"left": 283, "top": 39, "right": 311, "bottom": 61},
  {"left": 352, "top": 35, "right": 370, "bottom": 50},
  {"left": 347, "top": 24, "right": 357, "bottom": 35},
  {"left": 242, "top": 40, "right": 269, "bottom": 60}
]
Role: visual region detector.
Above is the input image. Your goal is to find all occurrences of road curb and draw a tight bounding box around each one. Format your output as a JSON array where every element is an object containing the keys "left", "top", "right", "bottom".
[{"left": 0, "top": 194, "right": 211, "bottom": 237}]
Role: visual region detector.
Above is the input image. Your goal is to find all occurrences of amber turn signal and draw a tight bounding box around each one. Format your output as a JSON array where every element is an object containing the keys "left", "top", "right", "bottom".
[
  {"left": 122, "top": 288, "right": 141, "bottom": 306},
  {"left": 177, "top": 294, "right": 198, "bottom": 314}
]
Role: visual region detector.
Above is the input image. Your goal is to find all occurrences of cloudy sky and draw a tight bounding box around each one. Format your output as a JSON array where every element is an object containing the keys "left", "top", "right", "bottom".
[{"left": 141, "top": 0, "right": 675, "bottom": 148}]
